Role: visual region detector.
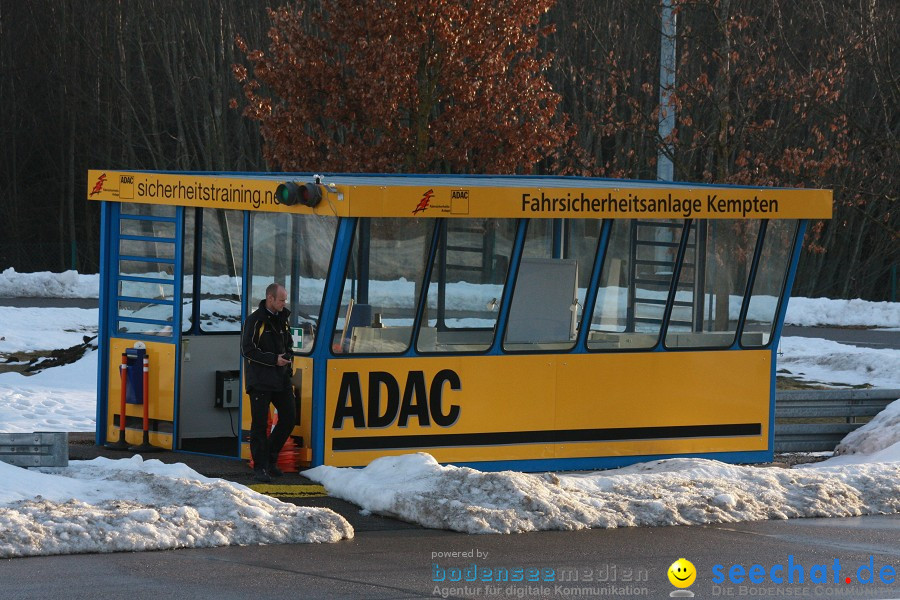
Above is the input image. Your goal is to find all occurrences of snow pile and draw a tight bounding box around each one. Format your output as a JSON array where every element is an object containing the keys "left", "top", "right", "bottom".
[
  {"left": 0, "top": 455, "right": 353, "bottom": 558},
  {"left": 833, "top": 399, "right": 900, "bottom": 458},
  {"left": 786, "top": 297, "right": 899, "bottom": 328},
  {"left": 777, "top": 337, "right": 900, "bottom": 388},
  {"left": 305, "top": 437, "right": 900, "bottom": 535},
  {"left": 0, "top": 268, "right": 99, "bottom": 299}
]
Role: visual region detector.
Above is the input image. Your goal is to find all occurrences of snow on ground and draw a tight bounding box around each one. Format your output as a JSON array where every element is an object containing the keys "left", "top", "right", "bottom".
[
  {"left": 0, "top": 270, "right": 898, "bottom": 557},
  {"left": 0, "top": 456, "right": 353, "bottom": 558},
  {"left": 304, "top": 438, "right": 900, "bottom": 534},
  {"left": 2, "top": 409, "right": 898, "bottom": 557},
  {"left": 0, "top": 349, "right": 97, "bottom": 433},
  {"left": 777, "top": 336, "right": 900, "bottom": 388},
  {"left": 0, "top": 306, "right": 98, "bottom": 353}
]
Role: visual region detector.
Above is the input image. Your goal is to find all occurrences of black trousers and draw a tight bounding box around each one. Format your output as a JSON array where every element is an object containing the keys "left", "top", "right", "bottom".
[{"left": 248, "top": 387, "right": 297, "bottom": 470}]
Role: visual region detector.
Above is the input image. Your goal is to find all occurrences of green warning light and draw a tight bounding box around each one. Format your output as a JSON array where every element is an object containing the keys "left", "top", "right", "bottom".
[{"left": 275, "top": 182, "right": 322, "bottom": 207}]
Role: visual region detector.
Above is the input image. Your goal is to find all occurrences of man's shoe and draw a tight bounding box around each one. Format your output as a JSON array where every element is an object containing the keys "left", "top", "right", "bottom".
[
  {"left": 268, "top": 465, "right": 284, "bottom": 477},
  {"left": 253, "top": 468, "right": 272, "bottom": 483}
]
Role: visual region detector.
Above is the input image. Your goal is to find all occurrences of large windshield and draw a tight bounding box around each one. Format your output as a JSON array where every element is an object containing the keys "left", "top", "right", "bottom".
[
  {"left": 333, "top": 217, "right": 435, "bottom": 354},
  {"left": 248, "top": 212, "right": 338, "bottom": 354}
]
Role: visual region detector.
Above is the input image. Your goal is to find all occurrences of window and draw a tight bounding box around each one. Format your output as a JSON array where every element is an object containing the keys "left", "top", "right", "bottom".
[
  {"left": 249, "top": 212, "right": 337, "bottom": 354},
  {"left": 587, "top": 219, "right": 685, "bottom": 350},
  {"left": 741, "top": 220, "right": 798, "bottom": 347},
  {"left": 119, "top": 218, "right": 175, "bottom": 240},
  {"left": 417, "top": 218, "right": 516, "bottom": 353},
  {"left": 664, "top": 220, "right": 760, "bottom": 349},
  {"left": 198, "top": 209, "right": 244, "bottom": 332},
  {"left": 504, "top": 220, "right": 599, "bottom": 351},
  {"left": 120, "top": 203, "right": 176, "bottom": 218},
  {"left": 116, "top": 297, "right": 175, "bottom": 336},
  {"left": 335, "top": 217, "right": 435, "bottom": 354},
  {"left": 116, "top": 206, "right": 177, "bottom": 337},
  {"left": 182, "top": 209, "right": 196, "bottom": 332}
]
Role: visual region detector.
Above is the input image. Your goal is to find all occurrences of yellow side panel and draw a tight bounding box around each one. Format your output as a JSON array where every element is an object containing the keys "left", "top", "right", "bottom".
[
  {"left": 106, "top": 338, "right": 175, "bottom": 449},
  {"left": 240, "top": 388, "right": 250, "bottom": 460},
  {"left": 323, "top": 351, "right": 771, "bottom": 467},
  {"left": 553, "top": 351, "right": 770, "bottom": 458},
  {"left": 296, "top": 357, "right": 313, "bottom": 455}
]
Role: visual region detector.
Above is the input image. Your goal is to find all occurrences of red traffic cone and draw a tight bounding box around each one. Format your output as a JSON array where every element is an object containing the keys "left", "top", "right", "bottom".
[
  {"left": 248, "top": 409, "right": 298, "bottom": 473},
  {"left": 275, "top": 435, "right": 299, "bottom": 473}
]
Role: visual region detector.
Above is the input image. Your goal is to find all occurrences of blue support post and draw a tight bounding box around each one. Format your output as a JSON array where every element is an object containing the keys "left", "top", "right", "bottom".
[{"left": 310, "top": 217, "right": 356, "bottom": 466}]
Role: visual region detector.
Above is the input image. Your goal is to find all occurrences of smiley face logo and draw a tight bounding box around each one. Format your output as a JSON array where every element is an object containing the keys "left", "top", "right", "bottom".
[{"left": 668, "top": 558, "right": 696, "bottom": 588}]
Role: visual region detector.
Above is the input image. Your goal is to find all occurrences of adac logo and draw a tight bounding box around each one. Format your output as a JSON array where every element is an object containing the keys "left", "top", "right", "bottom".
[
  {"left": 667, "top": 558, "right": 696, "bottom": 597},
  {"left": 332, "top": 369, "right": 461, "bottom": 430},
  {"left": 90, "top": 173, "right": 107, "bottom": 196},
  {"left": 413, "top": 189, "right": 435, "bottom": 215}
]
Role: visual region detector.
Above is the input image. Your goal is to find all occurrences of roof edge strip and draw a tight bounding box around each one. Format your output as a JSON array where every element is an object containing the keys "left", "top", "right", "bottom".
[{"left": 87, "top": 169, "right": 833, "bottom": 220}]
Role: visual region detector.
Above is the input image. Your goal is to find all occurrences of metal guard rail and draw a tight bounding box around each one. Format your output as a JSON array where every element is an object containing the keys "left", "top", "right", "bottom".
[{"left": 774, "top": 389, "right": 900, "bottom": 453}]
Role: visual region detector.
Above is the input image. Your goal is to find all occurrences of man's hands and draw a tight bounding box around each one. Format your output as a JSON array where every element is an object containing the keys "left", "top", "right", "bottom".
[{"left": 276, "top": 354, "right": 291, "bottom": 367}]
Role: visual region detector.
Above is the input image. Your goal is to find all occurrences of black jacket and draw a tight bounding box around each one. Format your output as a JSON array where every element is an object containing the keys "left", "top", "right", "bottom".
[{"left": 241, "top": 300, "right": 293, "bottom": 392}]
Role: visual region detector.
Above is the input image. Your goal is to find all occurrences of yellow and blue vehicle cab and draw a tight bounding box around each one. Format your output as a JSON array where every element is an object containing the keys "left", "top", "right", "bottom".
[{"left": 88, "top": 170, "right": 831, "bottom": 471}]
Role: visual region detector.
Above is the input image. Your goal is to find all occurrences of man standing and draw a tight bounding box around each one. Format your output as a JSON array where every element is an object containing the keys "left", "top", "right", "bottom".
[{"left": 241, "top": 283, "right": 297, "bottom": 482}]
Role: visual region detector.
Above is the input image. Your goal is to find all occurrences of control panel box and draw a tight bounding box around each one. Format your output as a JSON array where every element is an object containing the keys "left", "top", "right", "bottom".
[{"left": 215, "top": 370, "right": 240, "bottom": 409}]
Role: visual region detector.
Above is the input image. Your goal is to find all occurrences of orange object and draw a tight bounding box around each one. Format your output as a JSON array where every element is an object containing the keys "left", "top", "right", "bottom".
[
  {"left": 276, "top": 435, "right": 299, "bottom": 473},
  {"left": 249, "top": 410, "right": 300, "bottom": 472},
  {"left": 106, "top": 353, "right": 130, "bottom": 449},
  {"left": 129, "top": 353, "right": 161, "bottom": 452}
]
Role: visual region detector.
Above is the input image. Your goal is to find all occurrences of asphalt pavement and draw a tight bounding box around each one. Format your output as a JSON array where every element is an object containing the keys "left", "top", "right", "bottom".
[
  {"left": 781, "top": 325, "right": 900, "bottom": 350},
  {"left": 0, "top": 297, "right": 100, "bottom": 309},
  {"left": 1, "top": 502, "right": 897, "bottom": 599}
]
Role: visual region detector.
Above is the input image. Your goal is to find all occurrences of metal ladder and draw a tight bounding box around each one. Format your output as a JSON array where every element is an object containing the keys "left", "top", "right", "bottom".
[
  {"left": 443, "top": 220, "right": 498, "bottom": 284},
  {"left": 626, "top": 220, "right": 706, "bottom": 332}
]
